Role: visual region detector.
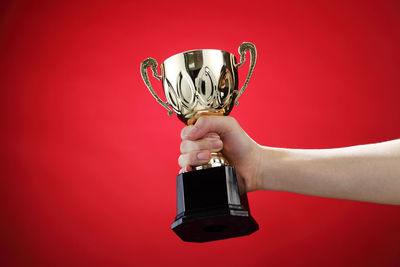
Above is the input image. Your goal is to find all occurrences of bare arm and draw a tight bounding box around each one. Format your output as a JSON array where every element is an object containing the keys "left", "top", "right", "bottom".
[{"left": 261, "top": 140, "right": 400, "bottom": 204}]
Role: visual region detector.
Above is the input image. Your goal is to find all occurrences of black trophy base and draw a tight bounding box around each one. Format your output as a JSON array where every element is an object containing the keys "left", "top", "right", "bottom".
[{"left": 171, "top": 166, "right": 259, "bottom": 243}]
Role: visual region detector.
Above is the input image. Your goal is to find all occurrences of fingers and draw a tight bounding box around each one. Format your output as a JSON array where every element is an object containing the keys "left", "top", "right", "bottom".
[
  {"left": 180, "top": 125, "right": 196, "bottom": 140},
  {"left": 179, "top": 132, "right": 223, "bottom": 170},
  {"left": 180, "top": 116, "right": 236, "bottom": 141},
  {"left": 180, "top": 137, "right": 223, "bottom": 154},
  {"left": 179, "top": 165, "right": 193, "bottom": 174},
  {"left": 179, "top": 116, "right": 236, "bottom": 172},
  {"left": 178, "top": 150, "right": 211, "bottom": 168}
]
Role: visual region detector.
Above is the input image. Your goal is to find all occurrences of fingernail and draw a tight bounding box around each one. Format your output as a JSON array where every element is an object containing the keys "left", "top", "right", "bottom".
[
  {"left": 197, "top": 152, "right": 210, "bottom": 160},
  {"left": 211, "top": 139, "right": 222, "bottom": 149}
]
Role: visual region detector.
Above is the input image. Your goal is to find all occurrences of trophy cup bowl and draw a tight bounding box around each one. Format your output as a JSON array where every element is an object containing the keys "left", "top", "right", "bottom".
[{"left": 140, "top": 42, "right": 259, "bottom": 242}]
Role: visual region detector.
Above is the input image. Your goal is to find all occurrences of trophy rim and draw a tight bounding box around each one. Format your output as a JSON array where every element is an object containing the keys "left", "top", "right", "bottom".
[{"left": 162, "top": 49, "right": 235, "bottom": 65}]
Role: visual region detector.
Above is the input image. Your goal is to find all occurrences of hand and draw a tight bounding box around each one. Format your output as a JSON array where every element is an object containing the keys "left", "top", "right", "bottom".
[{"left": 178, "top": 116, "right": 263, "bottom": 193}]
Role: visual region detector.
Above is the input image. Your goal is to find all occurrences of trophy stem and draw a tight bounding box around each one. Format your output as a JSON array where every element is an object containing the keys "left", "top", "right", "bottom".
[{"left": 195, "top": 152, "right": 229, "bottom": 170}]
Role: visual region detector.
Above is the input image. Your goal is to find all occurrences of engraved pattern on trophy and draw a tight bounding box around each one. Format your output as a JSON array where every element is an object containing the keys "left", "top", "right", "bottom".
[
  {"left": 165, "top": 65, "right": 229, "bottom": 124},
  {"left": 195, "top": 66, "right": 217, "bottom": 107},
  {"left": 177, "top": 72, "right": 197, "bottom": 110},
  {"left": 165, "top": 78, "right": 179, "bottom": 111},
  {"left": 162, "top": 52, "right": 237, "bottom": 124},
  {"left": 217, "top": 66, "right": 233, "bottom": 107},
  {"left": 164, "top": 72, "right": 198, "bottom": 117}
]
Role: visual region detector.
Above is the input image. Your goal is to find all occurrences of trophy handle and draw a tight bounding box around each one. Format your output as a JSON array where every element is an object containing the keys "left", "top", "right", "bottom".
[
  {"left": 235, "top": 42, "right": 257, "bottom": 106},
  {"left": 140, "top": 57, "right": 173, "bottom": 116}
]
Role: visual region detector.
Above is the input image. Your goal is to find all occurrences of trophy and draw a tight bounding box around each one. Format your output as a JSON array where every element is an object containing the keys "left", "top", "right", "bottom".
[{"left": 140, "top": 42, "right": 259, "bottom": 242}]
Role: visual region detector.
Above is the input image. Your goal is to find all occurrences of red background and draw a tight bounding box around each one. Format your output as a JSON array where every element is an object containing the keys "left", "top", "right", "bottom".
[{"left": 1, "top": 0, "right": 400, "bottom": 266}]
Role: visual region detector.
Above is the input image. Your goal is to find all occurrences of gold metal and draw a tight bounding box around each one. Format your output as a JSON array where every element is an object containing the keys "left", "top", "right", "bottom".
[
  {"left": 140, "top": 42, "right": 257, "bottom": 169},
  {"left": 194, "top": 152, "right": 228, "bottom": 170},
  {"left": 235, "top": 42, "right": 257, "bottom": 106},
  {"left": 140, "top": 58, "right": 174, "bottom": 116}
]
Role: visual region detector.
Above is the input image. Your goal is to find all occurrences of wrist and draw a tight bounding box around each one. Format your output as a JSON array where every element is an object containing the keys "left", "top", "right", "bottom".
[{"left": 257, "top": 146, "right": 292, "bottom": 191}]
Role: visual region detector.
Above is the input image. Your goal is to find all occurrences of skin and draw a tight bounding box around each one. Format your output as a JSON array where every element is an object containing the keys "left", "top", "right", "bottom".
[{"left": 178, "top": 116, "right": 400, "bottom": 205}]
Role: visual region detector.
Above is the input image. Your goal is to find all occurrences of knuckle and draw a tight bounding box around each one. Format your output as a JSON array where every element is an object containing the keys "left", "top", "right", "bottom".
[
  {"left": 181, "top": 128, "right": 188, "bottom": 139},
  {"left": 180, "top": 127, "right": 186, "bottom": 139},
  {"left": 195, "top": 116, "right": 207, "bottom": 129},
  {"left": 180, "top": 126, "right": 192, "bottom": 139},
  {"left": 196, "top": 116, "right": 205, "bottom": 125},
  {"left": 178, "top": 154, "right": 185, "bottom": 167},
  {"left": 179, "top": 151, "right": 199, "bottom": 167},
  {"left": 179, "top": 141, "right": 186, "bottom": 153}
]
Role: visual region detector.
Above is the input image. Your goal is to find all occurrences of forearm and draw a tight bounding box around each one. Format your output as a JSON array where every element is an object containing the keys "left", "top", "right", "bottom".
[{"left": 260, "top": 139, "right": 400, "bottom": 205}]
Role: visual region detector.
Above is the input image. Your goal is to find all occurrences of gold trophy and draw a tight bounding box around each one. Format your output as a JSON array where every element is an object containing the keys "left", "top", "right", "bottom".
[{"left": 140, "top": 42, "right": 259, "bottom": 242}]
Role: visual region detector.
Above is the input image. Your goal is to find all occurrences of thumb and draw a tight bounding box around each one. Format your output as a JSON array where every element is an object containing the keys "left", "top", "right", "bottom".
[{"left": 181, "top": 116, "right": 235, "bottom": 141}]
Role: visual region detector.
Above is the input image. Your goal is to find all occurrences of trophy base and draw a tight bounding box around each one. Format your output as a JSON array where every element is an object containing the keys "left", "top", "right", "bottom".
[{"left": 171, "top": 166, "right": 259, "bottom": 243}]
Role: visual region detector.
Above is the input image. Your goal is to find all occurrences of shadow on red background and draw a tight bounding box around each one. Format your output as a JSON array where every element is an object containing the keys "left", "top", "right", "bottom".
[{"left": 1, "top": 0, "right": 400, "bottom": 266}]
